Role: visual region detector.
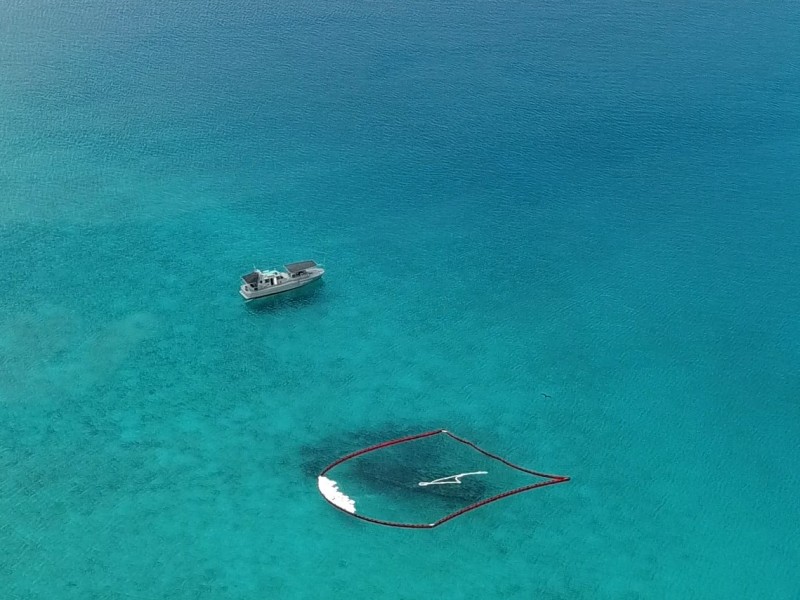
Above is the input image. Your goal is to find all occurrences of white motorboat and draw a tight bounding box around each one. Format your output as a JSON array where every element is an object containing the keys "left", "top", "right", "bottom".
[{"left": 239, "top": 260, "right": 324, "bottom": 301}]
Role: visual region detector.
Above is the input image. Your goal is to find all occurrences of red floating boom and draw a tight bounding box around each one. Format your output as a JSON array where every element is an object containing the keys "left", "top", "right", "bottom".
[{"left": 317, "top": 429, "right": 569, "bottom": 529}]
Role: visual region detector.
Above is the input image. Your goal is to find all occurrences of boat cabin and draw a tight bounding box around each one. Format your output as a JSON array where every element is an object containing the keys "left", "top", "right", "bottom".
[{"left": 241, "top": 270, "right": 284, "bottom": 291}]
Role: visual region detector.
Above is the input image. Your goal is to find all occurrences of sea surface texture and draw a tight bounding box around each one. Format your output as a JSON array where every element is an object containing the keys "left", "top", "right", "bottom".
[{"left": 1, "top": 1, "right": 799, "bottom": 598}]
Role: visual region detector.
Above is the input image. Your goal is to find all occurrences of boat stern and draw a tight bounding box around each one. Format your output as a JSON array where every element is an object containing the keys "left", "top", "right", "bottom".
[{"left": 239, "top": 284, "right": 254, "bottom": 300}]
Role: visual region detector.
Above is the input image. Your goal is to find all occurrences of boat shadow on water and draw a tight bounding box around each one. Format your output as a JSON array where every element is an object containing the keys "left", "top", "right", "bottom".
[{"left": 243, "top": 278, "right": 325, "bottom": 314}]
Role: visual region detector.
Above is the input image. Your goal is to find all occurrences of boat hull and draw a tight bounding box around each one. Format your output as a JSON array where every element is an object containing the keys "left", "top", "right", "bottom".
[{"left": 239, "top": 268, "right": 324, "bottom": 300}]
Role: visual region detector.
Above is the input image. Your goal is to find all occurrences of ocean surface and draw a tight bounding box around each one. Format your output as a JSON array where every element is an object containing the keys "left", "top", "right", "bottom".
[{"left": 1, "top": 0, "right": 799, "bottom": 597}]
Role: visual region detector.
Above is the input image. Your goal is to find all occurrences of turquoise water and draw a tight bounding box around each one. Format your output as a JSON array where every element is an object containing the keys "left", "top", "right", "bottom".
[{"left": 2, "top": 0, "right": 799, "bottom": 597}]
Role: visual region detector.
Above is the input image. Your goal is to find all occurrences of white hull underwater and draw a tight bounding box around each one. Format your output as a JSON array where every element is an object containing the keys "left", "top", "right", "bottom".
[{"left": 240, "top": 260, "right": 324, "bottom": 301}]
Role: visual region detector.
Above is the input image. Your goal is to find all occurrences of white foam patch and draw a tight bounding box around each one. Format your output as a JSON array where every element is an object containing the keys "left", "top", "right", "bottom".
[{"left": 318, "top": 476, "right": 356, "bottom": 514}]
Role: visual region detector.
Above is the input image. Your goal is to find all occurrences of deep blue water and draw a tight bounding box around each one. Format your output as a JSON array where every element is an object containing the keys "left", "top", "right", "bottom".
[{"left": 1, "top": 1, "right": 799, "bottom": 598}]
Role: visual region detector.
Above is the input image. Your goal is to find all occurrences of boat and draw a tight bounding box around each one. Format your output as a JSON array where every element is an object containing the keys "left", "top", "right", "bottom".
[{"left": 239, "top": 260, "right": 324, "bottom": 301}]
